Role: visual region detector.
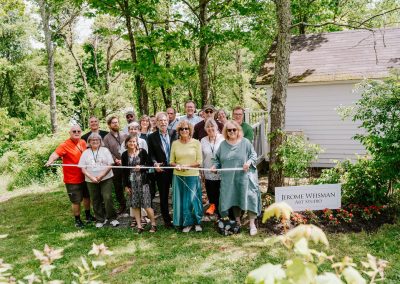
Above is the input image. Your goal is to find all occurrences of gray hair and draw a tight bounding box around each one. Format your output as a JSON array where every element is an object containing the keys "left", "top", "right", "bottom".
[
  {"left": 128, "top": 121, "right": 140, "bottom": 129},
  {"left": 204, "top": 118, "right": 218, "bottom": 131},
  {"left": 87, "top": 132, "right": 103, "bottom": 146}
]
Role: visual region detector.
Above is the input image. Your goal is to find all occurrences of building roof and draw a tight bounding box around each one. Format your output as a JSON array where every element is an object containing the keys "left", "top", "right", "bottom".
[{"left": 256, "top": 28, "right": 400, "bottom": 85}]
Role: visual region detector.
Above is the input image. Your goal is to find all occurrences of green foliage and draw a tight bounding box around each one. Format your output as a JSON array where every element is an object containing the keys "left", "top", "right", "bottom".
[
  {"left": 1, "top": 134, "right": 63, "bottom": 191},
  {"left": 314, "top": 158, "right": 390, "bottom": 206},
  {"left": 248, "top": 204, "right": 389, "bottom": 284},
  {"left": 352, "top": 75, "right": 400, "bottom": 187},
  {"left": 277, "top": 134, "right": 322, "bottom": 180},
  {"left": 313, "top": 74, "right": 400, "bottom": 206}
]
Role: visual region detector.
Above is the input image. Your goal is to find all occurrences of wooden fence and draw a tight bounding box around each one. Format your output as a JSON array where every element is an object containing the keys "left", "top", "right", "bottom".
[{"left": 245, "top": 109, "right": 268, "bottom": 165}]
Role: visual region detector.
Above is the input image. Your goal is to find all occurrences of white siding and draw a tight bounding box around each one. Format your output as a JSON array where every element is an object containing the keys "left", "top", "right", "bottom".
[{"left": 267, "top": 82, "right": 367, "bottom": 167}]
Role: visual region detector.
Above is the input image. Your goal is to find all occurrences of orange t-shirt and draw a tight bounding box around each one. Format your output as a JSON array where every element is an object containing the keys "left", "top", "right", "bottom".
[{"left": 55, "top": 139, "right": 87, "bottom": 184}]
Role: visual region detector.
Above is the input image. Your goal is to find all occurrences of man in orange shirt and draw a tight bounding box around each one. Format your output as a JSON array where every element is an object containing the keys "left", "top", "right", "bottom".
[{"left": 45, "top": 125, "right": 94, "bottom": 228}]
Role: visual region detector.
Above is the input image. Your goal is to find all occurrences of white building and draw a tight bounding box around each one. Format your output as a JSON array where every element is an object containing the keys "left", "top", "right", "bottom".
[{"left": 256, "top": 28, "right": 400, "bottom": 167}]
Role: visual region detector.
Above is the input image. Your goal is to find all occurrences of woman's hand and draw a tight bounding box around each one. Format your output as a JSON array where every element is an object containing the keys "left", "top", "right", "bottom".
[
  {"left": 243, "top": 162, "right": 250, "bottom": 172},
  {"left": 125, "top": 187, "right": 132, "bottom": 195},
  {"left": 89, "top": 175, "right": 99, "bottom": 183},
  {"left": 210, "top": 165, "right": 217, "bottom": 173},
  {"left": 175, "top": 164, "right": 182, "bottom": 171},
  {"left": 134, "top": 165, "right": 141, "bottom": 172}
]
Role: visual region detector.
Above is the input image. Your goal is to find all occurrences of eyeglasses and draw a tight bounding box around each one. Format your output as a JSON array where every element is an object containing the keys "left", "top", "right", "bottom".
[
  {"left": 126, "top": 115, "right": 134, "bottom": 119},
  {"left": 233, "top": 113, "right": 243, "bottom": 116},
  {"left": 179, "top": 127, "right": 189, "bottom": 131},
  {"left": 227, "top": 128, "right": 237, "bottom": 133},
  {"left": 205, "top": 110, "right": 214, "bottom": 114},
  {"left": 72, "top": 130, "right": 81, "bottom": 133}
]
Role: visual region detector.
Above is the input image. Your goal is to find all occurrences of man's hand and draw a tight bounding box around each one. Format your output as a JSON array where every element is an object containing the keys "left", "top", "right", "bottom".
[
  {"left": 115, "top": 159, "right": 122, "bottom": 166},
  {"left": 154, "top": 163, "right": 163, "bottom": 172}
]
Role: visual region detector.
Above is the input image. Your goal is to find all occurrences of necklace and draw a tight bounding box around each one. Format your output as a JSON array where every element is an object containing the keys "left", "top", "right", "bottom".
[
  {"left": 208, "top": 136, "right": 216, "bottom": 154},
  {"left": 91, "top": 148, "right": 99, "bottom": 163}
]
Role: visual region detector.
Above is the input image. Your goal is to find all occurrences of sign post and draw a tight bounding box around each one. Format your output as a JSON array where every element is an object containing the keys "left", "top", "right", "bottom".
[{"left": 275, "top": 184, "right": 341, "bottom": 211}]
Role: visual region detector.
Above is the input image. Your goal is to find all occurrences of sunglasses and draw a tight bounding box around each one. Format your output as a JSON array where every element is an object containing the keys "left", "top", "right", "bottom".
[
  {"left": 126, "top": 115, "right": 134, "bottom": 118},
  {"left": 179, "top": 127, "right": 190, "bottom": 131},
  {"left": 72, "top": 130, "right": 81, "bottom": 133},
  {"left": 227, "top": 128, "right": 237, "bottom": 133},
  {"left": 205, "top": 110, "right": 213, "bottom": 114}
]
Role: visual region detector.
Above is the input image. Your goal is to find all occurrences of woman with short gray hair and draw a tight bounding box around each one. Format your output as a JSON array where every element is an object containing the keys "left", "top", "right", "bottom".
[
  {"left": 78, "top": 133, "right": 119, "bottom": 228},
  {"left": 201, "top": 118, "right": 224, "bottom": 216}
]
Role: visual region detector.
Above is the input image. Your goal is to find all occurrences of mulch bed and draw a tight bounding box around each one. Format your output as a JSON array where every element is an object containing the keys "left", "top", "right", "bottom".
[{"left": 259, "top": 208, "right": 397, "bottom": 235}]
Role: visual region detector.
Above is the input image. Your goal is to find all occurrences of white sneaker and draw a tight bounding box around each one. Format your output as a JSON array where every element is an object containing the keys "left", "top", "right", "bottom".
[
  {"left": 95, "top": 222, "right": 104, "bottom": 228},
  {"left": 110, "top": 219, "right": 120, "bottom": 227},
  {"left": 195, "top": 225, "right": 202, "bottom": 232},
  {"left": 182, "top": 226, "right": 192, "bottom": 233},
  {"left": 250, "top": 227, "right": 258, "bottom": 236}
]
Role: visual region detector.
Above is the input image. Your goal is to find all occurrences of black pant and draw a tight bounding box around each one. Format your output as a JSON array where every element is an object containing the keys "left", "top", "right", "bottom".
[
  {"left": 155, "top": 169, "right": 172, "bottom": 224},
  {"left": 205, "top": 179, "right": 221, "bottom": 216},
  {"left": 112, "top": 168, "right": 126, "bottom": 209}
]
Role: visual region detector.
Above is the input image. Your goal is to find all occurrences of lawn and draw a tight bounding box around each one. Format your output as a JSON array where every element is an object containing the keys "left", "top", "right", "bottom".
[{"left": 0, "top": 183, "right": 399, "bottom": 283}]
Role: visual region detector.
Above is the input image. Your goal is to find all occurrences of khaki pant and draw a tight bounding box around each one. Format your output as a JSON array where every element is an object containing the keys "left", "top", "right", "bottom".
[{"left": 87, "top": 178, "right": 116, "bottom": 222}]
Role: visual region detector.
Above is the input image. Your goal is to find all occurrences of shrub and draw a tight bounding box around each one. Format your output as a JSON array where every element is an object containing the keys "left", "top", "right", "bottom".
[
  {"left": 277, "top": 134, "right": 322, "bottom": 182},
  {"left": 352, "top": 75, "right": 400, "bottom": 193},
  {"left": 313, "top": 158, "right": 389, "bottom": 206},
  {"left": 4, "top": 134, "right": 64, "bottom": 190},
  {"left": 247, "top": 203, "right": 389, "bottom": 284}
]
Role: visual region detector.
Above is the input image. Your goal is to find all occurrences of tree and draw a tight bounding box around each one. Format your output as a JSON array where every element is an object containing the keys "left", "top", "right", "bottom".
[
  {"left": 37, "top": 0, "right": 58, "bottom": 133},
  {"left": 268, "top": 0, "right": 291, "bottom": 192}
]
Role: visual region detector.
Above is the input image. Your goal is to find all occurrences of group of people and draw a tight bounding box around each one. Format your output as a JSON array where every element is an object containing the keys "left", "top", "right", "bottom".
[{"left": 45, "top": 101, "right": 261, "bottom": 235}]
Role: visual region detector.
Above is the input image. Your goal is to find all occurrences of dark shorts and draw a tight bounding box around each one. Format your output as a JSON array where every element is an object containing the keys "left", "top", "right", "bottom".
[{"left": 65, "top": 182, "right": 90, "bottom": 204}]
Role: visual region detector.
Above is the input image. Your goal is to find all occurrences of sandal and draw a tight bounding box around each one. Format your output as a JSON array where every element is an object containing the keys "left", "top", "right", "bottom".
[
  {"left": 130, "top": 220, "right": 137, "bottom": 228},
  {"left": 137, "top": 227, "right": 144, "bottom": 234},
  {"left": 149, "top": 225, "right": 157, "bottom": 233}
]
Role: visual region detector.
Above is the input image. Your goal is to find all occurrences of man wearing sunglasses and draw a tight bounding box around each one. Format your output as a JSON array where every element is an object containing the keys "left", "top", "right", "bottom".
[
  {"left": 232, "top": 106, "right": 254, "bottom": 142},
  {"left": 122, "top": 110, "right": 136, "bottom": 134},
  {"left": 45, "top": 125, "right": 94, "bottom": 228},
  {"left": 193, "top": 105, "right": 223, "bottom": 140}
]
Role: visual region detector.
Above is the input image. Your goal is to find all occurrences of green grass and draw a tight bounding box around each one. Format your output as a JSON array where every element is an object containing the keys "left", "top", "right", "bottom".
[{"left": 0, "top": 184, "right": 399, "bottom": 283}]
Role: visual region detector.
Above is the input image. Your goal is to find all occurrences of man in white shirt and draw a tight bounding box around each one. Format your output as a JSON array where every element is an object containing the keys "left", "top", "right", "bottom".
[
  {"left": 180, "top": 100, "right": 202, "bottom": 126},
  {"left": 167, "top": 107, "right": 179, "bottom": 136}
]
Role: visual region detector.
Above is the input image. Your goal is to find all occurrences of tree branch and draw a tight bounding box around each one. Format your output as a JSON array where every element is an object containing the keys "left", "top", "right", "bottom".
[
  {"left": 181, "top": 0, "right": 201, "bottom": 21},
  {"left": 291, "top": 7, "right": 400, "bottom": 30}
]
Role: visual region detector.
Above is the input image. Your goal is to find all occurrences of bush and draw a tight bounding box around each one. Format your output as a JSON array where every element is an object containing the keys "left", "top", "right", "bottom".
[
  {"left": 247, "top": 203, "right": 389, "bottom": 284},
  {"left": 2, "top": 134, "right": 64, "bottom": 190},
  {"left": 314, "top": 158, "right": 390, "bottom": 206},
  {"left": 352, "top": 74, "right": 400, "bottom": 192},
  {"left": 277, "top": 134, "right": 322, "bottom": 182}
]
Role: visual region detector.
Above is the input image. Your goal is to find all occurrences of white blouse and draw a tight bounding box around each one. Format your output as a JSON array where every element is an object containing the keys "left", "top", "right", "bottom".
[{"left": 201, "top": 134, "right": 224, "bottom": 180}]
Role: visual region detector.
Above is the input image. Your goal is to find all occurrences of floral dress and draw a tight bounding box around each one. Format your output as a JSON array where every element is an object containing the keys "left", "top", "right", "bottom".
[{"left": 123, "top": 149, "right": 152, "bottom": 209}]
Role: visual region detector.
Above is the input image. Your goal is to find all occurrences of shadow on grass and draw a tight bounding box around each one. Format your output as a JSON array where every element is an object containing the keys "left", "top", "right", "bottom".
[{"left": 1, "top": 189, "right": 400, "bottom": 283}]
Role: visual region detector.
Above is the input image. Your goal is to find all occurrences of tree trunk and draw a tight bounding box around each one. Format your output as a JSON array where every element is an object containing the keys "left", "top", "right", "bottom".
[
  {"left": 39, "top": 0, "right": 57, "bottom": 133},
  {"left": 122, "top": 0, "right": 148, "bottom": 114},
  {"left": 268, "top": 0, "right": 292, "bottom": 192},
  {"left": 164, "top": 7, "right": 172, "bottom": 108},
  {"left": 235, "top": 47, "right": 244, "bottom": 104},
  {"left": 199, "top": 0, "right": 210, "bottom": 107}
]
